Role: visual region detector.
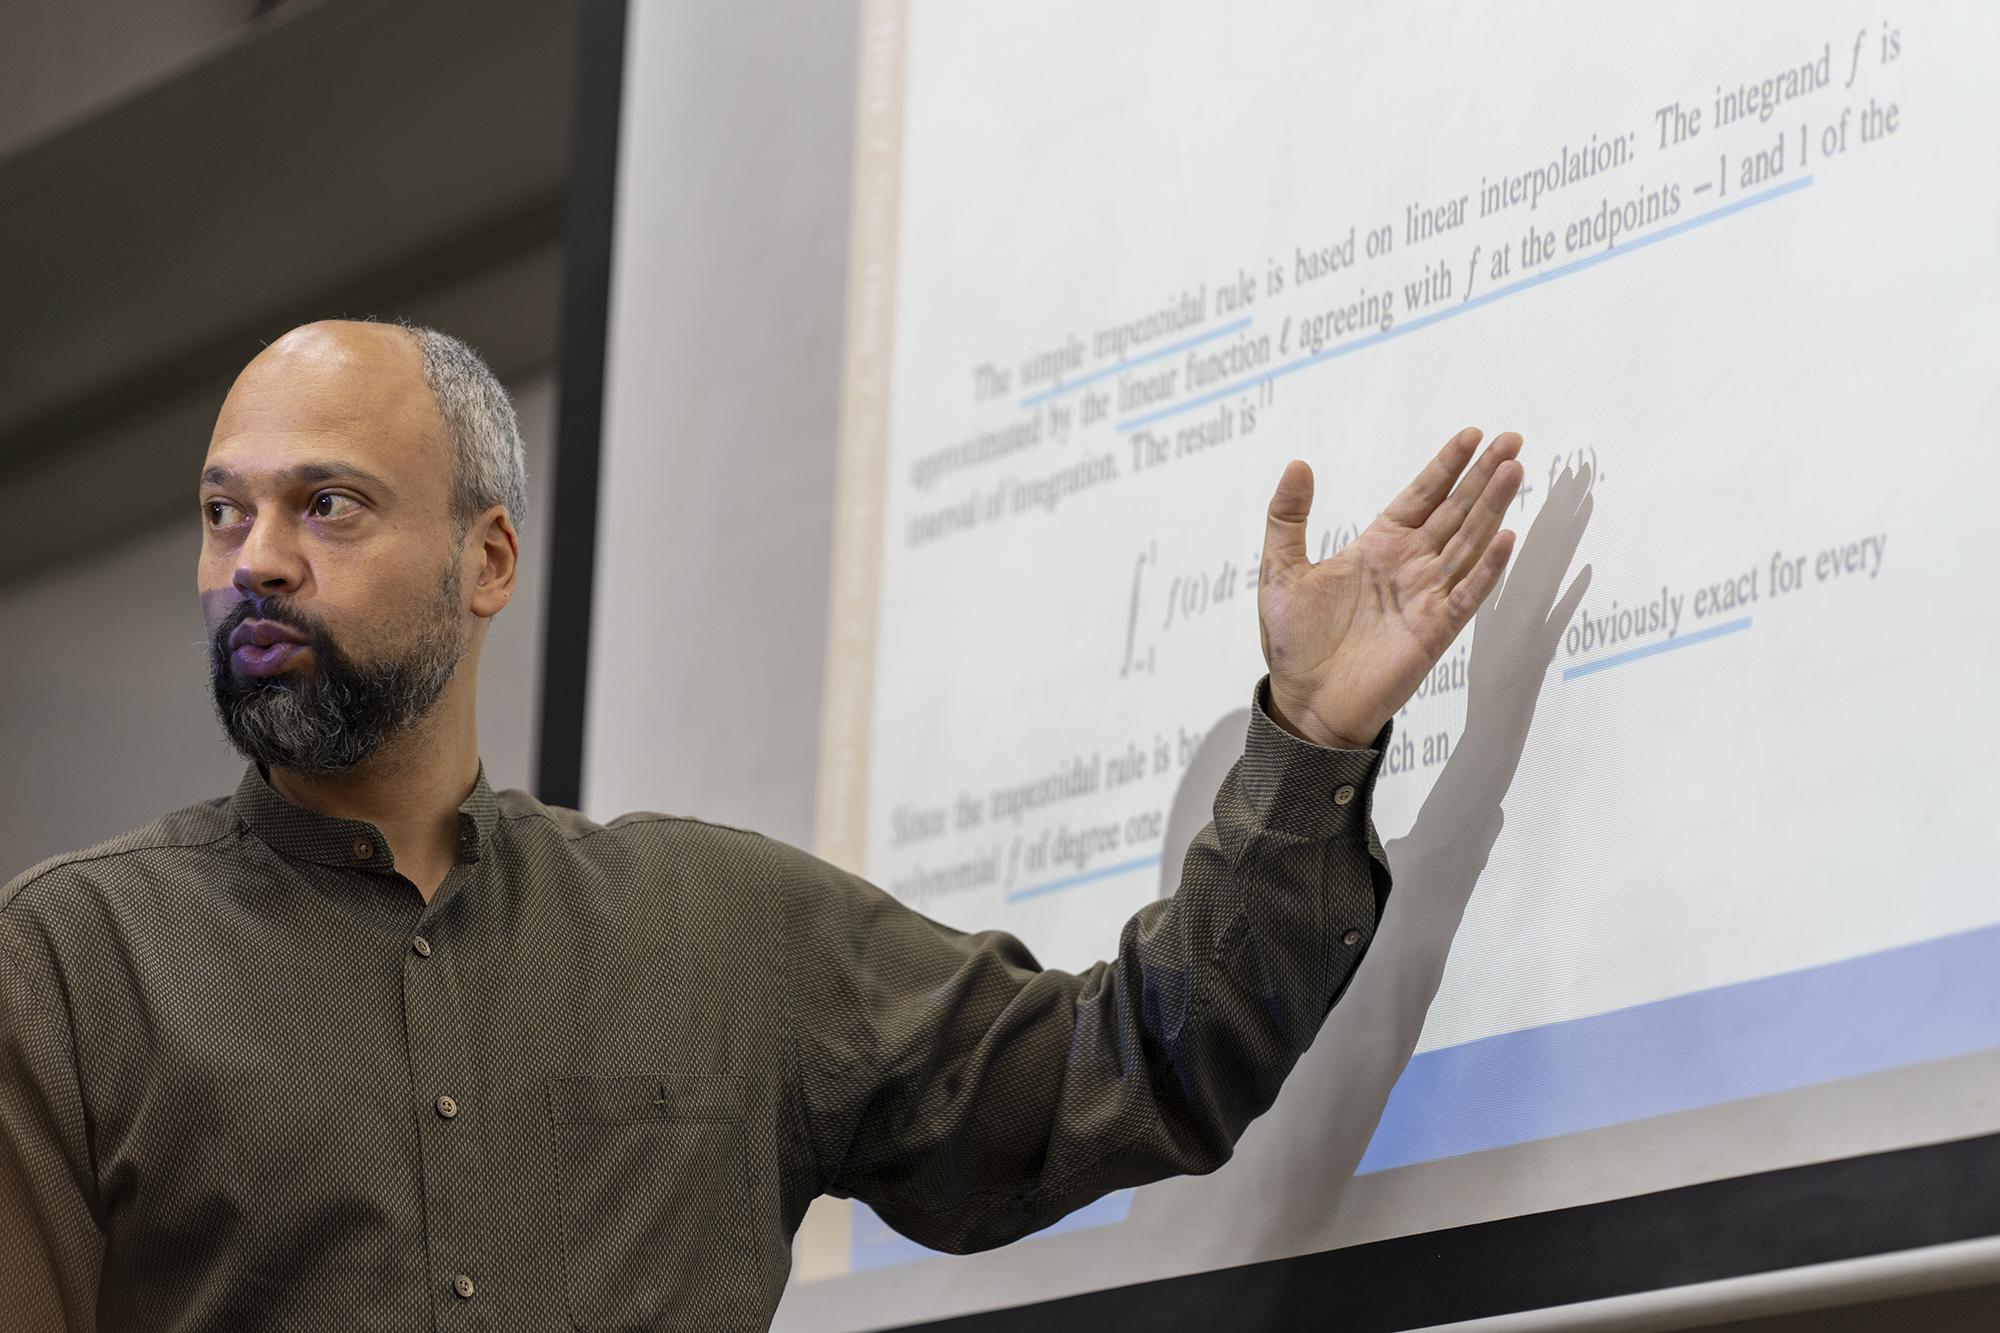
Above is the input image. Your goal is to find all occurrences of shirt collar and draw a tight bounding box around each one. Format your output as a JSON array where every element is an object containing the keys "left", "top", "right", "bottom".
[{"left": 229, "top": 761, "right": 502, "bottom": 872}]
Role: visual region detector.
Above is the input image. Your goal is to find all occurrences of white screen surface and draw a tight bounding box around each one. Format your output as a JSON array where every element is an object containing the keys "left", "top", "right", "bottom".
[{"left": 590, "top": 3, "right": 2000, "bottom": 1328}]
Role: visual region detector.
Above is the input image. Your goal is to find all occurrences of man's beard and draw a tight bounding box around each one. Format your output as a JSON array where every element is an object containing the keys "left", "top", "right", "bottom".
[{"left": 208, "top": 563, "right": 467, "bottom": 775}]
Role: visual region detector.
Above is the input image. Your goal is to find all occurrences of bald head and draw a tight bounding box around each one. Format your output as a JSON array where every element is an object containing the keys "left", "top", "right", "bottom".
[
  {"left": 258, "top": 317, "right": 428, "bottom": 373},
  {"left": 204, "top": 321, "right": 448, "bottom": 540},
  {"left": 210, "top": 319, "right": 526, "bottom": 532},
  {"left": 215, "top": 320, "right": 447, "bottom": 493}
]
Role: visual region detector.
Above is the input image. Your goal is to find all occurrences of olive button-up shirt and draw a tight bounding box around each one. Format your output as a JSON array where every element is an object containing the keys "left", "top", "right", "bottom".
[{"left": 0, "top": 677, "right": 1391, "bottom": 1331}]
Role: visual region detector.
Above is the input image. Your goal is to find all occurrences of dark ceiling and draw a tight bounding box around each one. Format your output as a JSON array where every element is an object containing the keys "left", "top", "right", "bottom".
[{"left": 0, "top": 0, "right": 579, "bottom": 582}]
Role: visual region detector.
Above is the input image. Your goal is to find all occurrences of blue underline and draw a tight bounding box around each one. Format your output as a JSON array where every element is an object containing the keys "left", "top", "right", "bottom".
[
  {"left": 1017, "top": 317, "right": 1254, "bottom": 409},
  {"left": 1563, "top": 616, "right": 1752, "bottom": 680},
  {"left": 1116, "top": 174, "right": 1814, "bottom": 433},
  {"left": 1005, "top": 851, "right": 1164, "bottom": 903}
]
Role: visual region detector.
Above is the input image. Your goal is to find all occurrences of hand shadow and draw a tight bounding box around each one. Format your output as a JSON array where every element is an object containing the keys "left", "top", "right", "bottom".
[{"left": 1119, "top": 460, "right": 1594, "bottom": 1272}]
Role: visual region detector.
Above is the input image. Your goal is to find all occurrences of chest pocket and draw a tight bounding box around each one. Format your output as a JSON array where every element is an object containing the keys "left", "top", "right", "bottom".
[{"left": 548, "top": 1073, "right": 759, "bottom": 1331}]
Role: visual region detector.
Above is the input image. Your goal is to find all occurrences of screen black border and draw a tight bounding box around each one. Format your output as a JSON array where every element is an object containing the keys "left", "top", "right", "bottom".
[
  {"left": 888, "top": 1130, "right": 2000, "bottom": 1331},
  {"left": 536, "top": 0, "right": 627, "bottom": 808}
]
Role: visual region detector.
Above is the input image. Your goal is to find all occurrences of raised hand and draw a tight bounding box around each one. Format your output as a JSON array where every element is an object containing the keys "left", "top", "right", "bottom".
[{"left": 1258, "top": 427, "right": 1524, "bottom": 748}]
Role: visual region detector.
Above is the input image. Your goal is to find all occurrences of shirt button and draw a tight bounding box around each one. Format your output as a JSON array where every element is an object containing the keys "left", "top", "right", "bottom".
[
  {"left": 453, "top": 1273, "right": 476, "bottom": 1299},
  {"left": 1333, "top": 784, "right": 1356, "bottom": 806},
  {"left": 412, "top": 936, "right": 433, "bottom": 958},
  {"left": 1343, "top": 928, "right": 1363, "bottom": 946},
  {"left": 436, "top": 1094, "right": 459, "bottom": 1119},
  {"left": 353, "top": 839, "right": 374, "bottom": 860}
]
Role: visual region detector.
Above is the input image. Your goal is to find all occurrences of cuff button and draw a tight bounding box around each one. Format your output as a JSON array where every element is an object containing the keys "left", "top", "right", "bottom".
[{"left": 1343, "top": 929, "right": 1363, "bottom": 946}]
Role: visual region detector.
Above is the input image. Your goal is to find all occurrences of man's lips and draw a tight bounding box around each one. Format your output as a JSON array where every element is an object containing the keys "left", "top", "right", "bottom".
[
  {"left": 228, "top": 619, "right": 310, "bottom": 652},
  {"left": 231, "top": 641, "right": 308, "bottom": 676},
  {"left": 227, "top": 619, "right": 312, "bottom": 676}
]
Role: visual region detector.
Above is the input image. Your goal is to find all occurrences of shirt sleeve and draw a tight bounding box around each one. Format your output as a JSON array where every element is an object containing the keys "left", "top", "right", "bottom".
[
  {"left": 779, "top": 674, "right": 1392, "bottom": 1254},
  {"left": 0, "top": 909, "right": 105, "bottom": 1330}
]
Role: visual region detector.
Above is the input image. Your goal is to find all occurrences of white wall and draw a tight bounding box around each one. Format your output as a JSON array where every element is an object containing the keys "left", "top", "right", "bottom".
[
  {"left": 582, "top": 1, "right": 856, "bottom": 848},
  {"left": 0, "top": 369, "right": 555, "bottom": 878}
]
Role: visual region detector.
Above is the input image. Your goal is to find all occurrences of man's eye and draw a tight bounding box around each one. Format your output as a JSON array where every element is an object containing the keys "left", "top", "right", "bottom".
[
  {"left": 310, "top": 492, "right": 360, "bottom": 519},
  {"left": 204, "top": 500, "right": 246, "bottom": 527}
]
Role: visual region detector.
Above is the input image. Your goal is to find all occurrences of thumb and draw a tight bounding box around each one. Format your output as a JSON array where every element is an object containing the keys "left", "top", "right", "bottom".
[{"left": 1264, "top": 459, "right": 1314, "bottom": 574}]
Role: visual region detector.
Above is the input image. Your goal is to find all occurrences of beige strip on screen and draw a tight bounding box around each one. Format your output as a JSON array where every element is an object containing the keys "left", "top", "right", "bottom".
[{"left": 797, "top": 0, "right": 910, "bottom": 1286}]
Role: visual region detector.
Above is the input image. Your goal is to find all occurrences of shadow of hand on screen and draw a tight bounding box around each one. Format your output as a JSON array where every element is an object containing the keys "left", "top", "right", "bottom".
[{"left": 1125, "top": 460, "right": 1593, "bottom": 1268}]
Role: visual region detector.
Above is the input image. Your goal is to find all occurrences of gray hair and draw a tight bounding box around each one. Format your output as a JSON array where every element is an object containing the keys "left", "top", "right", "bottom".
[{"left": 400, "top": 324, "right": 529, "bottom": 531}]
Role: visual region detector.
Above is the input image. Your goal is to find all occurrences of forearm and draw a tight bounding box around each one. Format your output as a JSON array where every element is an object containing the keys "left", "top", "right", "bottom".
[{"left": 800, "top": 676, "right": 1391, "bottom": 1252}]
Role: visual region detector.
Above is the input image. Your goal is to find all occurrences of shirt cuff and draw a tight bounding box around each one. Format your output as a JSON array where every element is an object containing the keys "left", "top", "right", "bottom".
[{"left": 1239, "top": 674, "right": 1392, "bottom": 844}]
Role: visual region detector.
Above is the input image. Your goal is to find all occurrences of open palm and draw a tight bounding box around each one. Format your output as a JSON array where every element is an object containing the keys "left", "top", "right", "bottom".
[{"left": 1259, "top": 427, "right": 1524, "bottom": 748}]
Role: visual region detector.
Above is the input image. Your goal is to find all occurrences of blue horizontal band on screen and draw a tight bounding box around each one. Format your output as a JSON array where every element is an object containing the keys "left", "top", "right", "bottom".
[
  {"left": 846, "top": 919, "right": 2000, "bottom": 1271},
  {"left": 1115, "top": 174, "right": 1814, "bottom": 434},
  {"left": 1357, "top": 920, "right": 2000, "bottom": 1173},
  {"left": 1016, "top": 317, "right": 1254, "bottom": 410}
]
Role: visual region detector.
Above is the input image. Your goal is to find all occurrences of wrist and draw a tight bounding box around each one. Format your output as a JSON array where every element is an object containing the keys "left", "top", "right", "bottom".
[{"left": 1266, "top": 679, "right": 1379, "bottom": 750}]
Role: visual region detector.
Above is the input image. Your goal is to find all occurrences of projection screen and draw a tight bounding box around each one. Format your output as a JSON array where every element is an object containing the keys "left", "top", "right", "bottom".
[{"left": 575, "top": 3, "right": 2000, "bottom": 1328}]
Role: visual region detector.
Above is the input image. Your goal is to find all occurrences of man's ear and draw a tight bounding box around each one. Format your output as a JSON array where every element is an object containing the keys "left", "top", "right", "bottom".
[{"left": 468, "top": 505, "right": 519, "bottom": 619}]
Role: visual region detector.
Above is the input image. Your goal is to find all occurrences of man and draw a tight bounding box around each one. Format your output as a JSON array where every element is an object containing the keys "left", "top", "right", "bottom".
[{"left": 0, "top": 320, "right": 1522, "bottom": 1329}]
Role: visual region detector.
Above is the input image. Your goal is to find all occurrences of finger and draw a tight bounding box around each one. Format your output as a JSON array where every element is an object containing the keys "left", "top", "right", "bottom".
[
  {"left": 1380, "top": 427, "right": 1481, "bottom": 527},
  {"left": 1422, "top": 431, "right": 1522, "bottom": 549},
  {"left": 1263, "top": 459, "right": 1314, "bottom": 574},
  {"left": 1510, "top": 465, "right": 1591, "bottom": 608},
  {"left": 1542, "top": 563, "right": 1592, "bottom": 655},
  {"left": 1476, "top": 565, "right": 1507, "bottom": 624},
  {"left": 1542, "top": 457, "right": 1592, "bottom": 522},
  {"left": 1438, "top": 457, "right": 1523, "bottom": 585},
  {"left": 1495, "top": 463, "right": 1588, "bottom": 610},
  {"left": 1538, "top": 479, "right": 1592, "bottom": 581},
  {"left": 1446, "top": 528, "right": 1516, "bottom": 624}
]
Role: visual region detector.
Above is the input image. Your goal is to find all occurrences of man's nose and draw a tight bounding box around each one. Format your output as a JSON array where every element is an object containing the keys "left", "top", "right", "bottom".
[{"left": 232, "top": 514, "right": 307, "bottom": 598}]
